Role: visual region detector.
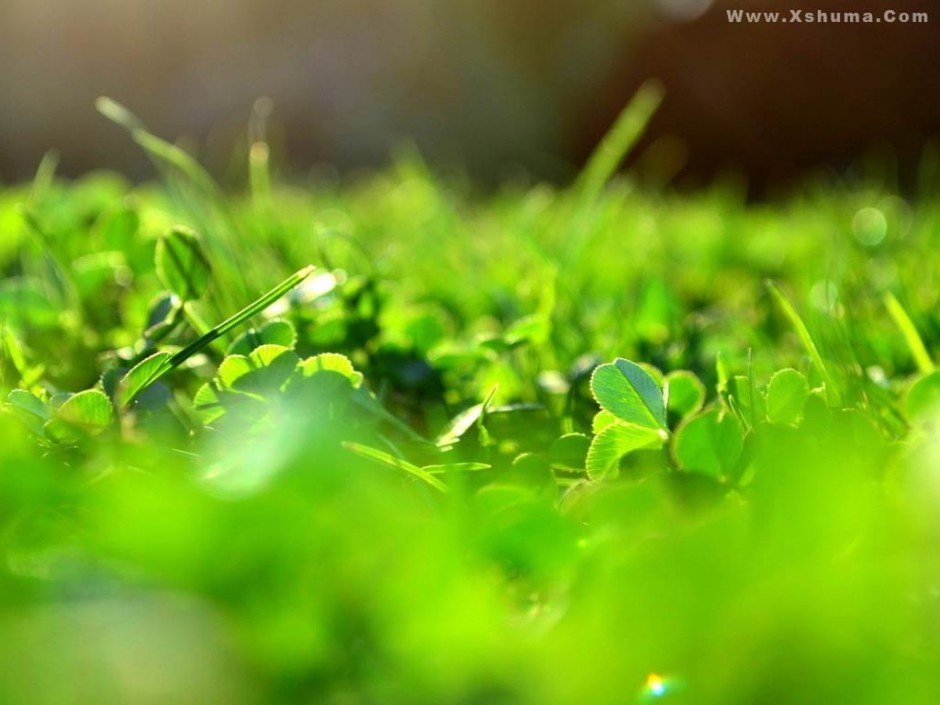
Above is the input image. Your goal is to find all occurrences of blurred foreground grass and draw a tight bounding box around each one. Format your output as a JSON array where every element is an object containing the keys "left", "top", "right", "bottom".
[{"left": 2, "top": 95, "right": 940, "bottom": 704}]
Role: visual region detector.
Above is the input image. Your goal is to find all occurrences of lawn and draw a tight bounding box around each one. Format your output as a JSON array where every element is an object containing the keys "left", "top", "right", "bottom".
[{"left": 2, "top": 91, "right": 940, "bottom": 704}]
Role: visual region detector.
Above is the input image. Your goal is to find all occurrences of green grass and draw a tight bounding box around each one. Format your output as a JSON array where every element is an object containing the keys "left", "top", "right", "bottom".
[{"left": 2, "top": 96, "right": 940, "bottom": 703}]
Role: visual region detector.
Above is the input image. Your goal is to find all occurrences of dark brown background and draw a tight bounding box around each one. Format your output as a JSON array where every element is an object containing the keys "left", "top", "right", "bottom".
[{"left": 0, "top": 0, "right": 937, "bottom": 190}]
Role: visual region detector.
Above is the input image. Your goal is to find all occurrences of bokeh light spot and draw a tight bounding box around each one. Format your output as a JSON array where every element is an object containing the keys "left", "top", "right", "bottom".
[
  {"left": 853, "top": 207, "right": 888, "bottom": 246},
  {"left": 646, "top": 673, "right": 668, "bottom": 697}
]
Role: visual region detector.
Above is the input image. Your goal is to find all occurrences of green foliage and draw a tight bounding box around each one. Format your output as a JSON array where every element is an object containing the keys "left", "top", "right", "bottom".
[
  {"left": 577, "top": 79, "right": 664, "bottom": 207},
  {"left": 665, "top": 370, "right": 706, "bottom": 420},
  {"left": 765, "top": 368, "right": 810, "bottom": 426},
  {"left": 549, "top": 433, "right": 590, "bottom": 472},
  {"left": 767, "top": 280, "right": 840, "bottom": 405},
  {"left": 298, "top": 352, "right": 363, "bottom": 386},
  {"left": 118, "top": 351, "right": 172, "bottom": 407},
  {"left": 885, "top": 292, "right": 935, "bottom": 374},
  {"left": 155, "top": 226, "right": 211, "bottom": 301},
  {"left": 584, "top": 359, "right": 671, "bottom": 479},
  {"left": 227, "top": 319, "right": 297, "bottom": 355},
  {"left": 54, "top": 388, "right": 114, "bottom": 427},
  {"left": 586, "top": 421, "right": 664, "bottom": 480},
  {"left": 3, "top": 103, "right": 940, "bottom": 704},
  {"left": 907, "top": 370, "right": 940, "bottom": 420},
  {"left": 590, "top": 359, "right": 667, "bottom": 433},
  {"left": 342, "top": 441, "right": 449, "bottom": 492},
  {"left": 673, "top": 407, "right": 745, "bottom": 481},
  {"left": 45, "top": 388, "right": 114, "bottom": 440}
]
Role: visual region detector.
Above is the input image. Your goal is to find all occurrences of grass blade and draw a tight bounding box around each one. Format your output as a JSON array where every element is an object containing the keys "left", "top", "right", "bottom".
[
  {"left": 29, "top": 150, "right": 59, "bottom": 204},
  {"left": 119, "top": 266, "right": 314, "bottom": 407},
  {"left": 97, "top": 97, "right": 218, "bottom": 195},
  {"left": 96, "top": 96, "right": 251, "bottom": 303},
  {"left": 95, "top": 97, "right": 147, "bottom": 132},
  {"left": 564, "top": 80, "right": 663, "bottom": 263},
  {"left": 884, "top": 292, "right": 934, "bottom": 374},
  {"left": 130, "top": 129, "right": 220, "bottom": 198},
  {"left": 118, "top": 352, "right": 173, "bottom": 408},
  {"left": 576, "top": 79, "right": 664, "bottom": 206},
  {"left": 343, "top": 442, "right": 448, "bottom": 492},
  {"left": 167, "top": 266, "right": 315, "bottom": 369},
  {"left": 767, "top": 280, "right": 841, "bottom": 405}
]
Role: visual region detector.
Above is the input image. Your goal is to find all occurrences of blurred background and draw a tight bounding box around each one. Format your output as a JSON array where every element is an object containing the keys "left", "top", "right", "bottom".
[{"left": 1, "top": 0, "right": 938, "bottom": 191}]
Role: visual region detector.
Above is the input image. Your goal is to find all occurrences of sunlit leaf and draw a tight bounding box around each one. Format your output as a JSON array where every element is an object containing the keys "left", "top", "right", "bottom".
[
  {"left": 550, "top": 433, "right": 590, "bottom": 472},
  {"left": 586, "top": 423, "right": 664, "bottom": 480},
  {"left": 673, "top": 408, "right": 744, "bottom": 481},
  {"left": 155, "top": 226, "right": 211, "bottom": 301},
  {"left": 766, "top": 368, "right": 810, "bottom": 426},
  {"left": 227, "top": 320, "right": 297, "bottom": 356},
  {"left": 6, "top": 389, "right": 49, "bottom": 436},
  {"left": 342, "top": 441, "right": 447, "bottom": 492},
  {"left": 590, "top": 358, "right": 667, "bottom": 432},
  {"left": 767, "top": 281, "right": 840, "bottom": 405},
  {"left": 118, "top": 352, "right": 172, "bottom": 407},
  {"left": 299, "top": 352, "right": 363, "bottom": 387},
  {"left": 665, "top": 370, "right": 706, "bottom": 421},
  {"left": 907, "top": 370, "right": 940, "bottom": 420},
  {"left": 217, "top": 355, "right": 253, "bottom": 389},
  {"left": 63, "top": 390, "right": 114, "bottom": 426}
]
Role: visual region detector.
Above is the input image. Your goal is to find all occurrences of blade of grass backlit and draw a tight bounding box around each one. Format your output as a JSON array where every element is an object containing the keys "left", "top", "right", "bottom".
[
  {"left": 29, "top": 150, "right": 59, "bottom": 204},
  {"left": 18, "top": 207, "right": 82, "bottom": 318},
  {"left": 95, "top": 97, "right": 147, "bottom": 132},
  {"left": 130, "top": 129, "right": 221, "bottom": 198},
  {"left": 96, "top": 97, "right": 251, "bottom": 301},
  {"left": 564, "top": 80, "right": 663, "bottom": 264},
  {"left": 167, "top": 265, "right": 315, "bottom": 368},
  {"left": 884, "top": 292, "right": 934, "bottom": 374},
  {"left": 343, "top": 441, "right": 448, "bottom": 492},
  {"left": 576, "top": 79, "right": 664, "bottom": 207},
  {"left": 249, "top": 97, "right": 274, "bottom": 209},
  {"left": 96, "top": 98, "right": 217, "bottom": 195},
  {"left": 121, "top": 266, "right": 314, "bottom": 406},
  {"left": 767, "top": 281, "right": 841, "bottom": 405}
]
